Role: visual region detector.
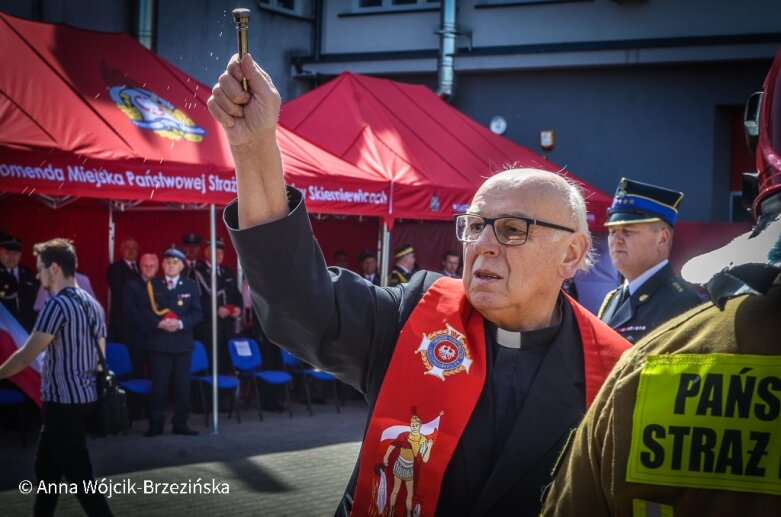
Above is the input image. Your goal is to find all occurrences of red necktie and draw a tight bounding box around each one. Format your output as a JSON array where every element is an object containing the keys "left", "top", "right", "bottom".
[{"left": 168, "top": 279, "right": 174, "bottom": 289}]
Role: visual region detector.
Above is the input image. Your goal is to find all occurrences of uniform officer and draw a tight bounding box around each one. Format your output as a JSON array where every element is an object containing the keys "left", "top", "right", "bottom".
[
  {"left": 121, "top": 253, "right": 159, "bottom": 378},
  {"left": 107, "top": 237, "right": 140, "bottom": 340},
  {"left": 180, "top": 233, "right": 202, "bottom": 280},
  {"left": 598, "top": 178, "right": 702, "bottom": 343},
  {"left": 143, "top": 246, "right": 202, "bottom": 437},
  {"left": 542, "top": 49, "right": 781, "bottom": 516},
  {"left": 0, "top": 234, "right": 39, "bottom": 332},
  {"left": 358, "top": 250, "right": 381, "bottom": 286},
  {"left": 194, "top": 237, "right": 240, "bottom": 372},
  {"left": 387, "top": 244, "right": 415, "bottom": 286}
]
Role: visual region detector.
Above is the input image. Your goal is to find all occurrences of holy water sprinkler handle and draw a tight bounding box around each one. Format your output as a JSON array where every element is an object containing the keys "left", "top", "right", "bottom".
[{"left": 232, "top": 8, "right": 250, "bottom": 92}]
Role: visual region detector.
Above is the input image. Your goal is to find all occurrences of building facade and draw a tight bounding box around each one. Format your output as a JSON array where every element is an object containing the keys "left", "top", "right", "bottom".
[{"left": 3, "top": 0, "right": 779, "bottom": 222}]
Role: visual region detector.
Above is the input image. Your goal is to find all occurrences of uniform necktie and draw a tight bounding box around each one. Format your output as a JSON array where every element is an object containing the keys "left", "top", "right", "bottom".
[
  {"left": 167, "top": 279, "right": 174, "bottom": 290},
  {"left": 616, "top": 285, "right": 630, "bottom": 307}
]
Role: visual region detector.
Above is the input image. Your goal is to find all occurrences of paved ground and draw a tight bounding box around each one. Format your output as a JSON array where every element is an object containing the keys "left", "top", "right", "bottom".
[{"left": 0, "top": 400, "right": 367, "bottom": 516}]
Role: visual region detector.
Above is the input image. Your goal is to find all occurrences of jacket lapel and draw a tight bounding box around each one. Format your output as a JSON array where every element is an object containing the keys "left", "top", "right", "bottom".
[
  {"left": 610, "top": 264, "right": 673, "bottom": 328},
  {"left": 599, "top": 288, "right": 621, "bottom": 323},
  {"left": 606, "top": 290, "right": 634, "bottom": 328},
  {"left": 468, "top": 322, "right": 585, "bottom": 514}
]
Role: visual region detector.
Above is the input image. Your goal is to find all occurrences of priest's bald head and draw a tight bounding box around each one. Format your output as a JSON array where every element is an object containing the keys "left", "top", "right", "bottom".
[{"left": 456, "top": 169, "right": 592, "bottom": 332}]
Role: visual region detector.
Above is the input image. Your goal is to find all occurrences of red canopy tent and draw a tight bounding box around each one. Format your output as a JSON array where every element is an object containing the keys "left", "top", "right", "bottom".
[
  {"left": 0, "top": 12, "right": 390, "bottom": 427},
  {"left": 0, "top": 12, "right": 389, "bottom": 213},
  {"left": 279, "top": 72, "right": 613, "bottom": 228}
]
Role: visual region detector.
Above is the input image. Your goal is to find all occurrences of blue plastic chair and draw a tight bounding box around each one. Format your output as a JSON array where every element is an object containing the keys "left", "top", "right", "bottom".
[
  {"left": 0, "top": 388, "right": 28, "bottom": 446},
  {"left": 281, "top": 349, "right": 341, "bottom": 416},
  {"left": 191, "top": 341, "right": 240, "bottom": 426},
  {"left": 105, "top": 342, "right": 152, "bottom": 424},
  {"left": 227, "top": 338, "right": 293, "bottom": 420}
]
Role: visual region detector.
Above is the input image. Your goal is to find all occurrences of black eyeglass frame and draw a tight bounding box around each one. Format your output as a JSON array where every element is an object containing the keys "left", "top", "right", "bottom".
[{"left": 453, "top": 213, "right": 576, "bottom": 246}]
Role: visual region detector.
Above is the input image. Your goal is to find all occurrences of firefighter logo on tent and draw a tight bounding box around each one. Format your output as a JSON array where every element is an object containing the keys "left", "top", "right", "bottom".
[{"left": 108, "top": 85, "right": 206, "bottom": 142}]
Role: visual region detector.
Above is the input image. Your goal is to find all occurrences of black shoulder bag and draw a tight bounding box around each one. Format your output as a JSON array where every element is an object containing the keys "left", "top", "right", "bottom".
[{"left": 62, "top": 289, "right": 130, "bottom": 436}]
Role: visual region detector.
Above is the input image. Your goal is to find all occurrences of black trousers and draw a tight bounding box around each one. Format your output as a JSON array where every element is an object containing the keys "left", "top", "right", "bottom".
[
  {"left": 34, "top": 402, "right": 112, "bottom": 517},
  {"left": 127, "top": 343, "right": 150, "bottom": 379},
  {"left": 149, "top": 350, "right": 192, "bottom": 430}
]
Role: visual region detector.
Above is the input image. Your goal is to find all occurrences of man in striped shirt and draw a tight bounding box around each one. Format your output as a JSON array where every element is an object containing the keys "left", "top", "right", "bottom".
[{"left": 0, "top": 238, "right": 112, "bottom": 516}]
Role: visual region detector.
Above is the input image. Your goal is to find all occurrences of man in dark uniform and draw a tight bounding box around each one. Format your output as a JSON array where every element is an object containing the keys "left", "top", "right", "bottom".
[
  {"left": 388, "top": 244, "right": 415, "bottom": 286},
  {"left": 440, "top": 250, "right": 461, "bottom": 279},
  {"left": 208, "top": 55, "right": 630, "bottom": 517},
  {"left": 194, "top": 237, "right": 240, "bottom": 373},
  {"left": 143, "top": 247, "right": 202, "bottom": 437},
  {"left": 121, "top": 253, "right": 159, "bottom": 377},
  {"left": 180, "top": 233, "right": 202, "bottom": 281},
  {"left": 358, "top": 250, "right": 381, "bottom": 286},
  {"left": 107, "top": 236, "right": 140, "bottom": 340},
  {"left": 598, "top": 178, "right": 703, "bottom": 343},
  {"left": 0, "top": 234, "right": 39, "bottom": 332}
]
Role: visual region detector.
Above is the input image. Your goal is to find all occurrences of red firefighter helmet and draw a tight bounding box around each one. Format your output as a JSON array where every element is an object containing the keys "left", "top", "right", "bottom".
[
  {"left": 682, "top": 48, "right": 781, "bottom": 292},
  {"left": 752, "top": 47, "right": 781, "bottom": 218}
]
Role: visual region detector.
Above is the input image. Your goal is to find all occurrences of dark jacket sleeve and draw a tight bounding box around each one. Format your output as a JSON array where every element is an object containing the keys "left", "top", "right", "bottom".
[
  {"left": 180, "top": 280, "right": 203, "bottom": 331},
  {"left": 224, "top": 187, "right": 437, "bottom": 393},
  {"left": 121, "top": 280, "right": 147, "bottom": 335},
  {"left": 140, "top": 279, "right": 163, "bottom": 333}
]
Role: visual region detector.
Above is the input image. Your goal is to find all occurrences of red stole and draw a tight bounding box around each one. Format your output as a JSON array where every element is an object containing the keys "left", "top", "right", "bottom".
[
  {"left": 353, "top": 277, "right": 485, "bottom": 517},
  {"left": 351, "top": 278, "right": 629, "bottom": 517},
  {"left": 563, "top": 292, "right": 630, "bottom": 406}
]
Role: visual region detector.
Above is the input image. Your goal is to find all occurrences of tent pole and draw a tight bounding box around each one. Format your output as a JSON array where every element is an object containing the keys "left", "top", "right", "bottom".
[
  {"left": 210, "top": 204, "right": 219, "bottom": 434},
  {"left": 380, "top": 221, "right": 390, "bottom": 287},
  {"left": 235, "top": 261, "right": 244, "bottom": 336},
  {"left": 108, "top": 204, "right": 115, "bottom": 315}
]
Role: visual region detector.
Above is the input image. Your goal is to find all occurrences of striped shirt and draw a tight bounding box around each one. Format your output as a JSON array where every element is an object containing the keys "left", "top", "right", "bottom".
[{"left": 33, "top": 287, "right": 104, "bottom": 404}]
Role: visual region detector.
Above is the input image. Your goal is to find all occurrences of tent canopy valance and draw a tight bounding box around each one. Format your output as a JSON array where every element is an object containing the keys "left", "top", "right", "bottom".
[{"left": 0, "top": 12, "right": 391, "bottom": 216}]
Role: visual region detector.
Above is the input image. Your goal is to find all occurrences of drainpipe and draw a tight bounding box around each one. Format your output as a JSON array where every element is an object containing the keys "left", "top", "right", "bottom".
[
  {"left": 137, "top": 0, "right": 155, "bottom": 50},
  {"left": 436, "top": 0, "right": 457, "bottom": 101}
]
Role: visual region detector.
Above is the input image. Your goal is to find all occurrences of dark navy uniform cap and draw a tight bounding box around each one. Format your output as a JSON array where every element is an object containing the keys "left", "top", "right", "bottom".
[
  {"left": 0, "top": 235, "right": 22, "bottom": 251},
  {"left": 181, "top": 233, "right": 202, "bottom": 245},
  {"left": 359, "top": 249, "right": 377, "bottom": 262},
  {"left": 605, "top": 177, "right": 684, "bottom": 227},
  {"left": 162, "top": 246, "right": 186, "bottom": 261},
  {"left": 394, "top": 244, "right": 414, "bottom": 259},
  {"left": 205, "top": 236, "right": 225, "bottom": 249}
]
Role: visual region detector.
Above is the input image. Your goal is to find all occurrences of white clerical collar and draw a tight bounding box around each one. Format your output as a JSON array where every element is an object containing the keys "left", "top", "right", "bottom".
[
  {"left": 626, "top": 259, "right": 668, "bottom": 295},
  {"left": 496, "top": 328, "right": 522, "bottom": 349}
]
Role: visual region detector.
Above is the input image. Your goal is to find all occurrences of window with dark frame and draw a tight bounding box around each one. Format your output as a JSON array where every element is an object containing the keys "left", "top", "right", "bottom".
[
  {"left": 355, "top": 0, "right": 440, "bottom": 11},
  {"left": 259, "top": 0, "right": 302, "bottom": 16}
]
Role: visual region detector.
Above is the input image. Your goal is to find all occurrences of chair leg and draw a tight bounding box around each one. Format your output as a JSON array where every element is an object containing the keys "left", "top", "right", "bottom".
[
  {"left": 254, "top": 378, "right": 264, "bottom": 421},
  {"left": 199, "top": 382, "right": 210, "bottom": 427},
  {"left": 232, "top": 387, "right": 240, "bottom": 424},
  {"left": 303, "top": 375, "right": 314, "bottom": 417},
  {"left": 332, "top": 382, "right": 340, "bottom": 414},
  {"left": 284, "top": 383, "right": 293, "bottom": 419},
  {"left": 243, "top": 379, "right": 252, "bottom": 410}
]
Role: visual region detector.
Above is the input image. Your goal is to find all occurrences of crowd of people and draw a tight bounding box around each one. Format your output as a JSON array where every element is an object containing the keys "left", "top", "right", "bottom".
[
  {"left": 204, "top": 51, "right": 780, "bottom": 516},
  {"left": 331, "top": 246, "right": 463, "bottom": 286},
  {"left": 0, "top": 47, "right": 778, "bottom": 517}
]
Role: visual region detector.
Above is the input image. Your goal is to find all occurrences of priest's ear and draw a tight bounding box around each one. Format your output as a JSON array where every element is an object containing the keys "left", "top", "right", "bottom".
[{"left": 558, "top": 232, "right": 588, "bottom": 280}]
